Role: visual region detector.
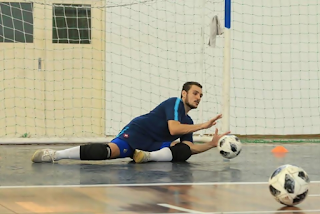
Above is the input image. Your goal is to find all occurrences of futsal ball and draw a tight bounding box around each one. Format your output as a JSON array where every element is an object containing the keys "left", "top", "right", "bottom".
[
  {"left": 268, "top": 164, "right": 310, "bottom": 206},
  {"left": 217, "top": 134, "right": 242, "bottom": 159}
]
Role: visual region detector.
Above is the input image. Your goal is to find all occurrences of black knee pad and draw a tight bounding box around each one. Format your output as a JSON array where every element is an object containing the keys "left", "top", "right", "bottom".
[
  {"left": 169, "top": 143, "right": 191, "bottom": 162},
  {"left": 80, "top": 143, "right": 111, "bottom": 160}
]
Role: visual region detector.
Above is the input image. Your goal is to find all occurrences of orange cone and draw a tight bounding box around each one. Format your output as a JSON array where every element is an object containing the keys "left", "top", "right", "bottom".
[
  {"left": 272, "top": 146, "right": 288, "bottom": 158},
  {"left": 272, "top": 146, "right": 288, "bottom": 153}
]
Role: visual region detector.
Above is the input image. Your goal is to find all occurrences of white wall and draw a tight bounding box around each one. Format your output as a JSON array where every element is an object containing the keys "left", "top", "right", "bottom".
[{"left": 105, "top": 0, "right": 320, "bottom": 136}]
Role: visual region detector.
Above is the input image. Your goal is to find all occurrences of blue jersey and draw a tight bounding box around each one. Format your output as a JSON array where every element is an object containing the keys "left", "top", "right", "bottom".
[{"left": 116, "top": 97, "right": 194, "bottom": 151}]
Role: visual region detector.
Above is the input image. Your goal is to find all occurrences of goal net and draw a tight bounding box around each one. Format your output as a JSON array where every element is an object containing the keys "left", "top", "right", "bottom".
[{"left": 0, "top": 0, "right": 319, "bottom": 144}]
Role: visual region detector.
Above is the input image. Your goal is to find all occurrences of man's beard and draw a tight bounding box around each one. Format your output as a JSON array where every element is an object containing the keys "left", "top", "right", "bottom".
[{"left": 186, "top": 98, "right": 197, "bottom": 109}]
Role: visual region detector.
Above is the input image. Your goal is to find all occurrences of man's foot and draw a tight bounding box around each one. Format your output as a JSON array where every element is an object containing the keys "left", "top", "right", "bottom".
[
  {"left": 31, "top": 149, "right": 56, "bottom": 163},
  {"left": 133, "top": 149, "right": 151, "bottom": 163}
]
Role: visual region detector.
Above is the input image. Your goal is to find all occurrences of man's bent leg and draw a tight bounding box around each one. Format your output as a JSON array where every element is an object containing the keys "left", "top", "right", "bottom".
[
  {"left": 170, "top": 143, "right": 191, "bottom": 162},
  {"left": 133, "top": 141, "right": 171, "bottom": 163},
  {"left": 133, "top": 142, "right": 191, "bottom": 163}
]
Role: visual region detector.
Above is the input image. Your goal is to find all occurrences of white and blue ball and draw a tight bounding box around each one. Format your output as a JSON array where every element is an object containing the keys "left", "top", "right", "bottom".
[
  {"left": 217, "top": 134, "right": 242, "bottom": 159},
  {"left": 268, "top": 164, "right": 310, "bottom": 206}
]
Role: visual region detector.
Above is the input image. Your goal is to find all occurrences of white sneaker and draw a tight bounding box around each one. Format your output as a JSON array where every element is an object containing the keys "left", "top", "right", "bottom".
[
  {"left": 31, "top": 149, "right": 56, "bottom": 163},
  {"left": 133, "top": 149, "right": 151, "bottom": 163}
]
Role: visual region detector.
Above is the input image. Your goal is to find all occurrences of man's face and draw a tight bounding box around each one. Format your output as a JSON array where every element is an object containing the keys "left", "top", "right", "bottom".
[{"left": 184, "top": 85, "right": 203, "bottom": 109}]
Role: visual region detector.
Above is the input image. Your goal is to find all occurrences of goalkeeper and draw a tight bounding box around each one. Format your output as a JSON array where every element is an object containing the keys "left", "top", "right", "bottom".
[{"left": 31, "top": 81, "right": 230, "bottom": 163}]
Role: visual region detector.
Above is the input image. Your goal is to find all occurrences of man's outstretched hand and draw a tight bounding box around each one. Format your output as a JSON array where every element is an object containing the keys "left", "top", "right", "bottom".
[
  {"left": 201, "top": 114, "right": 223, "bottom": 129},
  {"left": 209, "top": 128, "right": 231, "bottom": 147}
]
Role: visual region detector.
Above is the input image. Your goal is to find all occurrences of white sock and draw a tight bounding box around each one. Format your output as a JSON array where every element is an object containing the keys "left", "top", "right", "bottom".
[
  {"left": 54, "top": 146, "right": 80, "bottom": 161},
  {"left": 149, "top": 147, "right": 173, "bottom": 162}
]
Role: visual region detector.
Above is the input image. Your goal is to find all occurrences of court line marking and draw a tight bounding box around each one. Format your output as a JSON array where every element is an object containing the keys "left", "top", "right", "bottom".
[
  {"left": 309, "top": 194, "right": 320, "bottom": 197},
  {"left": 158, "top": 204, "right": 320, "bottom": 214},
  {"left": 158, "top": 204, "right": 206, "bottom": 214},
  {"left": 0, "top": 181, "right": 319, "bottom": 188},
  {"left": 211, "top": 211, "right": 320, "bottom": 214}
]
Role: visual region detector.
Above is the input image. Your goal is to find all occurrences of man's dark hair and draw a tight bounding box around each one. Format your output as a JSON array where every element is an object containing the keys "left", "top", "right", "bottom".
[{"left": 181, "top": 81, "right": 202, "bottom": 98}]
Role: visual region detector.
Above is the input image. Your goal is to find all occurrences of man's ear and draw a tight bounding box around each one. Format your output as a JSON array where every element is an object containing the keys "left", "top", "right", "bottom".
[{"left": 181, "top": 90, "right": 187, "bottom": 98}]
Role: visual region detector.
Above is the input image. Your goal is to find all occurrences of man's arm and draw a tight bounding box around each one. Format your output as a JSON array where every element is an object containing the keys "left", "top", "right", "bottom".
[
  {"left": 168, "top": 113, "right": 222, "bottom": 136},
  {"left": 181, "top": 128, "right": 231, "bottom": 155},
  {"left": 168, "top": 120, "right": 204, "bottom": 136},
  {"left": 181, "top": 140, "right": 214, "bottom": 155}
]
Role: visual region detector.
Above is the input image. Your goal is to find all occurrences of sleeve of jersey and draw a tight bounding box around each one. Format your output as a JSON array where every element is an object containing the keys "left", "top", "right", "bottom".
[
  {"left": 180, "top": 118, "right": 194, "bottom": 143},
  {"left": 165, "top": 98, "right": 183, "bottom": 122},
  {"left": 180, "top": 133, "right": 193, "bottom": 143}
]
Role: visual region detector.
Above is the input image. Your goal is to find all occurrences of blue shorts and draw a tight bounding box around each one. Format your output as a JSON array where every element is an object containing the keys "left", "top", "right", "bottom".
[
  {"left": 111, "top": 137, "right": 171, "bottom": 158},
  {"left": 115, "top": 125, "right": 176, "bottom": 152}
]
